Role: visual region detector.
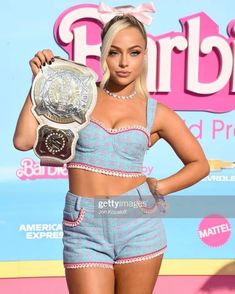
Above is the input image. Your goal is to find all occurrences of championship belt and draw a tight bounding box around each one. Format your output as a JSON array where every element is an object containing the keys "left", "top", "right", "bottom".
[{"left": 31, "top": 56, "right": 97, "bottom": 166}]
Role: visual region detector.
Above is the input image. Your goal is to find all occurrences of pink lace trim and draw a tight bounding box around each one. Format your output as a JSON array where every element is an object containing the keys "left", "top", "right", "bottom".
[
  {"left": 114, "top": 246, "right": 167, "bottom": 265},
  {"left": 90, "top": 118, "right": 151, "bottom": 147},
  {"left": 67, "top": 162, "right": 145, "bottom": 177},
  {"left": 64, "top": 262, "right": 114, "bottom": 269},
  {"left": 63, "top": 208, "right": 86, "bottom": 227}
]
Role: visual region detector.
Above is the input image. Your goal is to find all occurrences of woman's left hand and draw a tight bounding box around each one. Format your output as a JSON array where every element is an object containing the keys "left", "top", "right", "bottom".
[
  {"left": 146, "top": 177, "right": 166, "bottom": 196},
  {"left": 146, "top": 177, "right": 157, "bottom": 195}
]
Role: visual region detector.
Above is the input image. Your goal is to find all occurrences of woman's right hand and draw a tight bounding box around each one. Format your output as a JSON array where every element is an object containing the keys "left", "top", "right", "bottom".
[{"left": 29, "top": 49, "right": 55, "bottom": 77}]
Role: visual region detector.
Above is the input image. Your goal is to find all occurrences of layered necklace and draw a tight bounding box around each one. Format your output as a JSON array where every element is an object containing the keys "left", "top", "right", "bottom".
[{"left": 104, "top": 88, "right": 137, "bottom": 100}]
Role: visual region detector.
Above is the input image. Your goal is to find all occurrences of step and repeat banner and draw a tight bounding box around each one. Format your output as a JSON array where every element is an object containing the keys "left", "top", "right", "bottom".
[{"left": 1, "top": 0, "right": 235, "bottom": 278}]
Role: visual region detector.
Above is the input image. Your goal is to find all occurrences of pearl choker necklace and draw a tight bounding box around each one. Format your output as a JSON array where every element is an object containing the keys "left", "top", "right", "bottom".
[{"left": 104, "top": 88, "right": 137, "bottom": 100}]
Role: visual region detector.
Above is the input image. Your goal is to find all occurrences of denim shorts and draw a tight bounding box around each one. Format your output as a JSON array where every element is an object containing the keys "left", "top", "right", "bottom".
[{"left": 62, "top": 181, "right": 167, "bottom": 270}]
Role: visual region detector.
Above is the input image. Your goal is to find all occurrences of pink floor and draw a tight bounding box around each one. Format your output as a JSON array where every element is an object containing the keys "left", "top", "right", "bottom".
[{"left": 1, "top": 275, "right": 234, "bottom": 294}]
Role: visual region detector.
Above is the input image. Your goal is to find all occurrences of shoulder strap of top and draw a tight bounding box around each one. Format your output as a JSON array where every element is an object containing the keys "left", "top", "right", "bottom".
[{"left": 146, "top": 97, "right": 158, "bottom": 132}]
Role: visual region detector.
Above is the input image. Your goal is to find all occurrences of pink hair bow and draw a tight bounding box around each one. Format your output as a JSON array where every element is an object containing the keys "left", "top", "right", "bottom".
[{"left": 97, "top": 2, "right": 156, "bottom": 25}]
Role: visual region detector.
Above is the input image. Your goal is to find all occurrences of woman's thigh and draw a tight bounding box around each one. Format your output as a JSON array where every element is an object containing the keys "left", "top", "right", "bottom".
[
  {"left": 65, "top": 267, "right": 115, "bottom": 294},
  {"left": 114, "top": 253, "right": 164, "bottom": 294}
]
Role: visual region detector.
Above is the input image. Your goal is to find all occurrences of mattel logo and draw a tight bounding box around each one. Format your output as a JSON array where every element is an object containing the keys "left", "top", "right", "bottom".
[{"left": 198, "top": 214, "right": 232, "bottom": 247}]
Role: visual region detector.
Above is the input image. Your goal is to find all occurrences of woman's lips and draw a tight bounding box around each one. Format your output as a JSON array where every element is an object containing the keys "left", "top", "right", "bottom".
[{"left": 116, "top": 71, "right": 131, "bottom": 77}]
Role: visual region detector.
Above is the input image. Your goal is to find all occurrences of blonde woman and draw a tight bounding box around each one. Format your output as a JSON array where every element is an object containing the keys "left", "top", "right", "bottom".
[{"left": 13, "top": 3, "right": 210, "bottom": 294}]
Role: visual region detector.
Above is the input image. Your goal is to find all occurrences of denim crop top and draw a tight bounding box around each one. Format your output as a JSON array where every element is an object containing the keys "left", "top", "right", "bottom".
[{"left": 67, "top": 97, "right": 157, "bottom": 177}]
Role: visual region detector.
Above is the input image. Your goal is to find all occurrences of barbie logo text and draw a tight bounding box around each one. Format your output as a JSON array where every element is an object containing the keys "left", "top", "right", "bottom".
[
  {"left": 54, "top": 4, "right": 235, "bottom": 112},
  {"left": 16, "top": 158, "right": 68, "bottom": 180}
]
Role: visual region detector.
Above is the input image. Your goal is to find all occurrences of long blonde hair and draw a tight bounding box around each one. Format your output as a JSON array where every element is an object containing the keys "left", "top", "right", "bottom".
[{"left": 100, "top": 14, "right": 148, "bottom": 99}]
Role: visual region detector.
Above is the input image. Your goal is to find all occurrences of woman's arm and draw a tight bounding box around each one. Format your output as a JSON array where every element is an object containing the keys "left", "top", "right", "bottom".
[
  {"left": 13, "top": 90, "right": 39, "bottom": 151},
  {"left": 13, "top": 49, "right": 55, "bottom": 151},
  {"left": 147, "top": 102, "right": 210, "bottom": 197}
]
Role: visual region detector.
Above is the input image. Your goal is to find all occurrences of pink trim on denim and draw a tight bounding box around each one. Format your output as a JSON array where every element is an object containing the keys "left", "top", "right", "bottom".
[
  {"left": 114, "top": 246, "right": 167, "bottom": 265},
  {"left": 64, "top": 261, "right": 114, "bottom": 269},
  {"left": 66, "top": 162, "right": 145, "bottom": 177},
  {"left": 63, "top": 208, "right": 86, "bottom": 227}
]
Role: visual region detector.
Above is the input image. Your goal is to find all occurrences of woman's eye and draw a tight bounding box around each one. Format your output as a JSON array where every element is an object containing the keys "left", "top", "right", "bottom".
[
  {"left": 130, "top": 51, "right": 141, "bottom": 56},
  {"left": 109, "top": 51, "right": 118, "bottom": 56}
]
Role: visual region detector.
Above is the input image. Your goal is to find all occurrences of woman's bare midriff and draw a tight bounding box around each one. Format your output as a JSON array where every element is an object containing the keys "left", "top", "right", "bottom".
[{"left": 68, "top": 168, "right": 147, "bottom": 198}]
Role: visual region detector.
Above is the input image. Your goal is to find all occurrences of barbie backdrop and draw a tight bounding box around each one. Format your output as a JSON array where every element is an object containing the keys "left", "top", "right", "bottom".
[{"left": 1, "top": 0, "right": 235, "bottom": 292}]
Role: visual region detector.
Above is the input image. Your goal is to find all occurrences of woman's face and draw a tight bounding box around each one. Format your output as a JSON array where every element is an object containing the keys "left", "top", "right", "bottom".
[{"left": 106, "top": 26, "right": 147, "bottom": 88}]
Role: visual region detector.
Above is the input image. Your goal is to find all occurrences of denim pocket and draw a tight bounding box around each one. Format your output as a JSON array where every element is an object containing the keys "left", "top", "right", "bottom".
[{"left": 63, "top": 201, "right": 86, "bottom": 228}]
